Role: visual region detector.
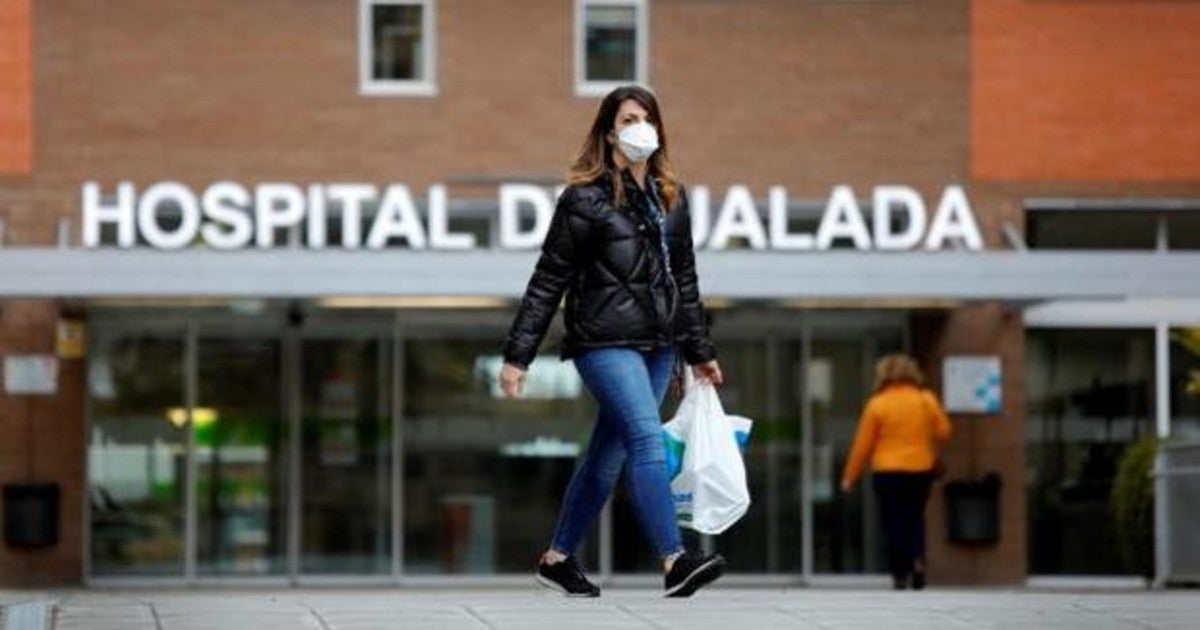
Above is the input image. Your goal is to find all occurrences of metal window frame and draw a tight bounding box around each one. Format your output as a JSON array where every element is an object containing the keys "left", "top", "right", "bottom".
[
  {"left": 185, "top": 321, "right": 198, "bottom": 580},
  {"left": 391, "top": 315, "right": 406, "bottom": 579},
  {"left": 800, "top": 320, "right": 814, "bottom": 580},
  {"left": 285, "top": 325, "right": 302, "bottom": 582}
]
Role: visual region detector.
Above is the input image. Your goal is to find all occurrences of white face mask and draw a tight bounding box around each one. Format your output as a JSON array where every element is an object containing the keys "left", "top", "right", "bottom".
[{"left": 616, "top": 121, "right": 659, "bottom": 163}]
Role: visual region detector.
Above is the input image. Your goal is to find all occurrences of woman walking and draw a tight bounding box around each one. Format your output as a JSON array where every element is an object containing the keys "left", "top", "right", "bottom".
[
  {"left": 499, "top": 85, "right": 726, "bottom": 598},
  {"left": 841, "top": 354, "right": 953, "bottom": 590}
]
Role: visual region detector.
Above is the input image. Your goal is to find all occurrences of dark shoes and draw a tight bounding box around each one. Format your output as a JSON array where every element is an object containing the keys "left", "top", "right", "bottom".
[
  {"left": 908, "top": 558, "right": 927, "bottom": 591},
  {"left": 664, "top": 551, "right": 726, "bottom": 598},
  {"left": 536, "top": 550, "right": 726, "bottom": 599},
  {"left": 893, "top": 563, "right": 928, "bottom": 591},
  {"left": 911, "top": 567, "right": 927, "bottom": 591},
  {"left": 535, "top": 555, "right": 600, "bottom": 597}
]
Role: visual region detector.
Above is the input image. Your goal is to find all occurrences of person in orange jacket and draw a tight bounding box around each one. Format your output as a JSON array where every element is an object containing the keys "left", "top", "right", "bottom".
[{"left": 840, "top": 353, "right": 952, "bottom": 590}]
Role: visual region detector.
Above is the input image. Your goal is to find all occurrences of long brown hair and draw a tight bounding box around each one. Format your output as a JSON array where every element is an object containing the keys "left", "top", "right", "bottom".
[{"left": 567, "top": 85, "right": 680, "bottom": 211}]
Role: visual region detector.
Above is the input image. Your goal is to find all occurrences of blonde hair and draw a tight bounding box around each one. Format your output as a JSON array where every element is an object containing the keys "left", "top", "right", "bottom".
[
  {"left": 872, "top": 353, "right": 925, "bottom": 392},
  {"left": 567, "top": 86, "right": 680, "bottom": 212}
]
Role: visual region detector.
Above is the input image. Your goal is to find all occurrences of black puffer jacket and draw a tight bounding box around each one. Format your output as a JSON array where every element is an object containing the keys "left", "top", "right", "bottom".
[{"left": 501, "top": 168, "right": 717, "bottom": 370}]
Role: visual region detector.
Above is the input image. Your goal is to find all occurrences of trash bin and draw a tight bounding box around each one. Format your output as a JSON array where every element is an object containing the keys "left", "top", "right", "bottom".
[
  {"left": 3, "top": 482, "right": 60, "bottom": 549},
  {"left": 943, "top": 473, "right": 1000, "bottom": 545}
]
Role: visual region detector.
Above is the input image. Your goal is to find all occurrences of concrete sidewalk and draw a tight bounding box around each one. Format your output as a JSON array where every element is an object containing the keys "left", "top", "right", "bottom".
[{"left": 2, "top": 587, "right": 1198, "bottom": 630}]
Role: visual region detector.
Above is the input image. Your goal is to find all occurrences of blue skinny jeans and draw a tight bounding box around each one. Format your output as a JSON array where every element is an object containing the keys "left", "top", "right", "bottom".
[{"left": 549, "top": 345, "right": 684, "bottom": 561}]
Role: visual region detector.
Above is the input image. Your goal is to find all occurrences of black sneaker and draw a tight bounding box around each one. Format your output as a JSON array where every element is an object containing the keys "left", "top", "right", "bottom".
[
  {"left": 664, "top": 551, "right": 726, "bottom": 598},
  {"left": 535, "top": 555, "right": 600, "bottom": 597},
  {"left": 911, "top": 569, "right": 926, "bottom": 591}
]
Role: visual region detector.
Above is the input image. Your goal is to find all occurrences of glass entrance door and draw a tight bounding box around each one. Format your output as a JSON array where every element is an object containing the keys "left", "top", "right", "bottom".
[
  {"left": 809, "top": 327, "right": 904, "bottom": 575},
  {"left": 195, "top": 333, "right": 288, "bottom": 576},
  {"left": 704, "top": 336, "right": 804, "bottom": 574},
  {"left": 89, "top": 310, "right": 403, "bottom": 581},
  {"left": 88, "top": 330, "right": 188, "bottom": 577},
  {"left": 299, "top": 333, "right": 393, "bottom": 574},
  {"left": 88, "top": 306, "right": 908, "bottom": 581},
  {"left": 400, "top": 333, "right": 599, "bottom": 574}
]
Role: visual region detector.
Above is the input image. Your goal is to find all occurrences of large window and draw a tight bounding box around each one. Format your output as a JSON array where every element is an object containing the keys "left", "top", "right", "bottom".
[
  {"left": 1028, "top": 211, "right": 1160, "bottom": 250},
  {"left": 576, "top": 0, "right": 647, "bottom": 97},
  {"left": 360, "top": 0, "right": 437, "bottom": 96},
  {"left": 1171, "top": 327, "right": 1200, "bottom": 440},
  {"left": 89, "top": 333, "right": 187, "bottom": 576},
  {"left": 1025, "top": 329, "right": 1156, "bottom": 575},
  {"left": 1025, "top": 202, "right": 1200, "bottom": 251}
]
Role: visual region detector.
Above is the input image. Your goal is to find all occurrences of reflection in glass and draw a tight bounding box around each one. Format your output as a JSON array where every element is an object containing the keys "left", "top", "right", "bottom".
[
  {"left": 585, "top": 6, "right": 636, "bottom": 82},
  {"left": 1171, "top": 328, "right": 1200, "bottom": 439},
  {"left": 403, "top": 339, "right": 598, "bottom": 574},
  {"left": 196, "top": 337, "right": 287, "bottom": 575},
  {"left": 301, "top": 337, "right": 392, "bottom": 574},
  {"left": 1025, "top": 329, "right": 1155, "bottom": 574},
  {"left": 89, "top": 335, "right": 186, "bottom": 576}
]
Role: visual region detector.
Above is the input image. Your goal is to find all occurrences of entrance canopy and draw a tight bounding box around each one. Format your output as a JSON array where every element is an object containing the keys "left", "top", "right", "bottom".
[{"left": 0, "top": 249, "right": 1197, "bottom": 302}]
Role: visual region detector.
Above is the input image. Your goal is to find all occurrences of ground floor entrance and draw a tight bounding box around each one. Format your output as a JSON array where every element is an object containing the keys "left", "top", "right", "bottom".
[
  {"left": 82, "top": 300, "right": 1200, "bottom": 585},
  {"left": 85, "top": 303, "right": 907, "bottom": 583}
]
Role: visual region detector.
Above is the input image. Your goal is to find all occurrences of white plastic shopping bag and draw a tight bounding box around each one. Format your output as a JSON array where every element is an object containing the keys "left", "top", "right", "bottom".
[{"left": 661, "top": 371, "right": 752, "bottom": 534}]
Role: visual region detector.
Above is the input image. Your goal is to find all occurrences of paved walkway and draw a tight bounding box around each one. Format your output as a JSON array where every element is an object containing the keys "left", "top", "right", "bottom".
[{"left": 2, "top": 587, "right": 1199, "bottom": 630}]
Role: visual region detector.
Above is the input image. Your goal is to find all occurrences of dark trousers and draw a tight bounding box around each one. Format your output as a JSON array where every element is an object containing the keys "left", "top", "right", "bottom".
[{"left": 872, "top": 471, "right": 934, "bottom": 583}]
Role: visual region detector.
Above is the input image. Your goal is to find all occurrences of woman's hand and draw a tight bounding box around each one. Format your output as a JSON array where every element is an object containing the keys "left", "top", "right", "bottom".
[
  {"left": 499, "top": 362, "right": 527, "bottom": 398},
  {"left": 691, "top": 359, "right": 724, "bottom": 386},
  {"left": 840, "top": 479, "right": 854, "bottom": 493}
]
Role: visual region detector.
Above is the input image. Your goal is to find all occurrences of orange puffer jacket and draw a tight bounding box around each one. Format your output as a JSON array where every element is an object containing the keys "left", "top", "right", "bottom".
[{"left": 841, "top": 383, "right": 953, "bottom": 485}]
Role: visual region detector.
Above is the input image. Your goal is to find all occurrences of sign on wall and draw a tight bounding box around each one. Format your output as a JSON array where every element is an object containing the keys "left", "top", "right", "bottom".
[
  {"left": 79, "top": 181, "right": 984, "bottom": 253},
  {"left": 56, "top": 319, "right": 86, "bottom": 359},
  {"left": 3, "top": 354, "right": 59, "bottom": 395},
  {"left": 943, "top": 355, "right": 1002, "bottom": 414}
]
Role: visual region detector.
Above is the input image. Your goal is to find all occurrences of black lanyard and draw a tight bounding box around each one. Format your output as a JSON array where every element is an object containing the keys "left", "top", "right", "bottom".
[{"left": 622, "top": 171, "right": 677, "bottom": 293}]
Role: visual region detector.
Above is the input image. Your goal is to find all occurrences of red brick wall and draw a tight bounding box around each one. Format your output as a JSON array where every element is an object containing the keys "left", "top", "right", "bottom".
[
  {"left": 912, "top": 305, "right": 1026, "bottom": 585},
  {"left": 654, "top": 0, "right": 969, "bottom": 191},
  {"left": 0, "top": 301, "right": 84, "bottom": 586},
  {"left": 972, "top": 0, "right": 1200, "bottom": 181},
  {"left": 0, "top": 0, "right": 32, "bottom": 175},
  {"left": 8, "top": 0, "right": 970, "bottom": 247}
]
